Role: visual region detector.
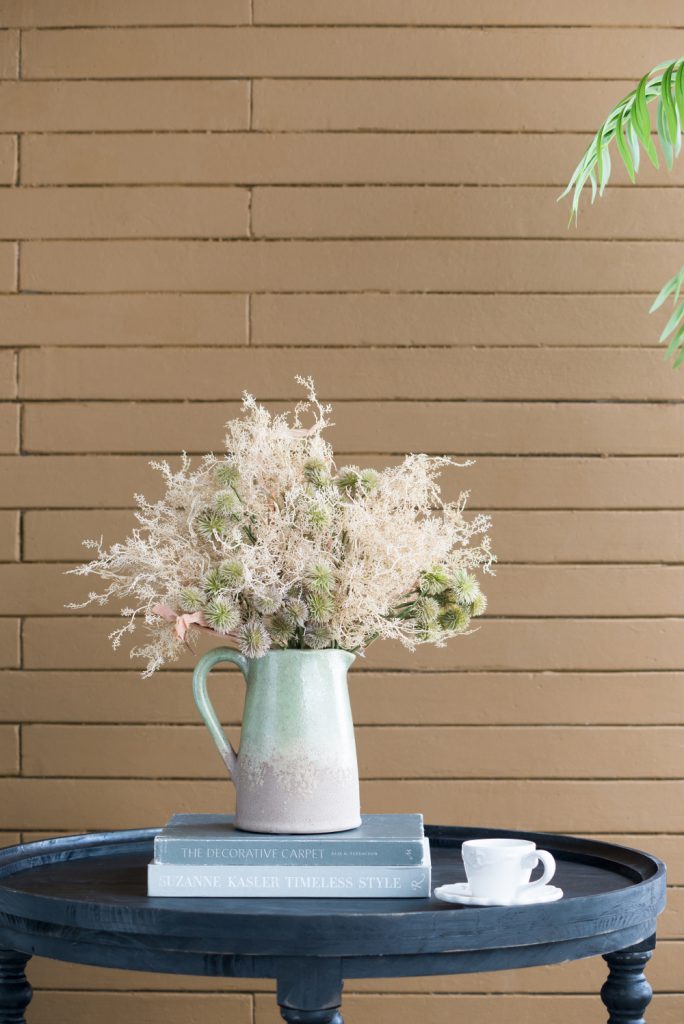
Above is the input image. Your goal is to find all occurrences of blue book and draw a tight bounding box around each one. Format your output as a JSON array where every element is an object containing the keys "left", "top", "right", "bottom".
[
  {"left": 154, "top": 813, "right": 426, "bottom": 867},
  {"left": 148, "top": 840, "right": 430, "bottom": 898}
]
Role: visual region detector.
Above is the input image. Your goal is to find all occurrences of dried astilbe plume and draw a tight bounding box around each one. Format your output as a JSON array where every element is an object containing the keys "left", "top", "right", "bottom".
[{"left": 68, "top": 377, "right": 495, "bottom": 676}]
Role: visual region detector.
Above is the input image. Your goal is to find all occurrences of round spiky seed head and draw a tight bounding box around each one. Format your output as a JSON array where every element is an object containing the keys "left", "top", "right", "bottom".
[
  {"left": 336, "top": 467, "right": 360, "bottom": 494},
  {"left": 306, "top": 499, "right": 332, "bottom": 531},
  {"left": 203, "top": 566, "right": 229, "bottom": 598},
  {"left": 359, "top": 468, "right": 380, "bottom": 493},
  {"left": 179, "top": 586, "right": 204, "bottom": 613},
  {"left": 414, "top": 596, "right": 440, "bottom": 628},
  {"left": 303, "top": 458, "right": 329, "bottom": 488},
  {"left": 239, "top": 619, "right": 271, "bottom": 659},
  {"left": 253, "top": 589, "right": 282, "bottom": 615},
  {"left": 439, "top": 605, "right": 470, "bottom": 633},
  {"left": 215, "top": 461, "right": 240, "bottom": 487},
  {"left": 307, "top": 591, "right": 334, "bottom": 624},
  {"left": 307, "top": 562, "right": 335, "bottom": 594},
  {"left": 304, "top": 625, "right": 332, "bottom": 650},
  {"left": 471, "top": 592, "right": 488, "bottom": 617},
  {"left": 452, "top": 569, "right": 480, "bottom": 605},
  {"left": 214, "top": 489, "right": 240, "bottom": 517},
  {"left": 196, "top": 509, "right": 228, "bottom": 541},
  {"left": 419, "top": 565, "right": 451, "bottom": 596},
  {"left": 417, "top": 625, "right": 443, "bottom": 644},
  {"left": 285, "top": 595, "right": 308, "bottom": 627},
  {"left": 205, "top": 597, "right": 241, "bottom": 635},
  {"left": 269, "top": 611, "right": 294, "bottom": 647},
  {"left": 220, "top": 560, "right": 244, "bottom": 588}
]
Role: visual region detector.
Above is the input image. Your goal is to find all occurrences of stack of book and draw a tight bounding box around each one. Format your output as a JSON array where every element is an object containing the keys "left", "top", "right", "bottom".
[{"left": 148, "top": 813, "right": 431, "bottom": 898}]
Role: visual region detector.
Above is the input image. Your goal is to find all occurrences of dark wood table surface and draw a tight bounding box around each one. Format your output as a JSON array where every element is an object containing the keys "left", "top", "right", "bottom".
[{"left": 0, "top": 824, "right": 666, "bottom": 1023}]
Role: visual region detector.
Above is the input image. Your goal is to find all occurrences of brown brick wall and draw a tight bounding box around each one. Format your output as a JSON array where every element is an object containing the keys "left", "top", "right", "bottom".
[{"left": 0, "top": 2, "right": 682, "bottom": 1021}]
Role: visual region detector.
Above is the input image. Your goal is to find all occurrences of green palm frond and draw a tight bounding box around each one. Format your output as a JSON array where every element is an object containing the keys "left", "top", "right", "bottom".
[
  {"left": 560, "top": 57, "right": 684, "bottom": 367},
  {"left": 561, "top": 57, "right": 684, "bottom": 221},
  {"left": 650, "top": 265, "right": 684, "bottom": 368}
]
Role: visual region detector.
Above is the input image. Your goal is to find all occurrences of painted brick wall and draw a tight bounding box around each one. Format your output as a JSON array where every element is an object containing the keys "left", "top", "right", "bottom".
[{"left": 0, "top": 2, "right": 683, "bottom": 1021}]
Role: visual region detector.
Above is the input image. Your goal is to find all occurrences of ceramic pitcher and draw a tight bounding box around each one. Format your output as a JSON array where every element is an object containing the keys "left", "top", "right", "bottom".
[{"left": 192, "top": 647, "right": 362, "bottom": 834}]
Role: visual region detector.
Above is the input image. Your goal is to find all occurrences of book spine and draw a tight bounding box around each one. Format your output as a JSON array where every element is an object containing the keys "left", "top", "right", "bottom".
[
  {"left": 154, "top": 837, "right": 426, "bottom": 867},
  {"left": 148, "top": 862, "right": 431, "bottom": 898}
]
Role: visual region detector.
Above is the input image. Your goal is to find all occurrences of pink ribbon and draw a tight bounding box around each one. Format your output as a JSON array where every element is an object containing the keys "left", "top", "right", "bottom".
[{"left": 152, "top": 604, "right": 213, "bottom": 644}]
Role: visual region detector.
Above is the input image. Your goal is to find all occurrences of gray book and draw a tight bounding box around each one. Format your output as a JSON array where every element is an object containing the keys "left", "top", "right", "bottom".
[
  {"left": 154, "top": 813, "right": 425, "bottom": 867},
  {"left": 148, "top": 841, "right": 431, "bottom": 898}
]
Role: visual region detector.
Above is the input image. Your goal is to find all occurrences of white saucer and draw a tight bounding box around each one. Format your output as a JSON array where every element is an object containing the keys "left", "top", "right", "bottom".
[{"left": 433, "top": 882, "right": 563, "bottom": 907}]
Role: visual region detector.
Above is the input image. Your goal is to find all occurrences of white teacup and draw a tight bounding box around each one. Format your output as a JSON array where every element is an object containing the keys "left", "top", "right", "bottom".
[{"left": 462, "top": 838, "right": 556, "bottom": 901}]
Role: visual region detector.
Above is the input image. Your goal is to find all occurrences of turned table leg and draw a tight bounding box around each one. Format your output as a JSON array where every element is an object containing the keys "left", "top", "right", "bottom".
[
  {"left": 601, "top": 938, "right": 655, "bottom": 1024},
  {"left": 0, "top": 951, "right": 32, "bottom": 1024},
  {"left": 276, "top": 958, "right": 343, "bottom": 1024}
]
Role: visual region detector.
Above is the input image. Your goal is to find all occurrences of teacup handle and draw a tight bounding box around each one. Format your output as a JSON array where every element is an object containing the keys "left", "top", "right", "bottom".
[
  {"left": 524, "top": 849, "right": 556, "bottom": 890},
  {"left": 192, "top": 647, "right": 248, "bottom": 785}
]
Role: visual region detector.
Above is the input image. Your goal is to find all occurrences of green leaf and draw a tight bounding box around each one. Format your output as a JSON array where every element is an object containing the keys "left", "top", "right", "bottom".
[
  {"left": 664, "top": 323, "right": 684, "bottom": 359},
  {"left": 650, "top": 265, "right": 684, "bottom": 312},
  {"left": 633, "top": 74, "right": 660, "bottom": 167},
  {"left": 673, "top": 345, "right": 684, "bottom": 368},
  {"left": 657, "top": 97, "right": 674, "bottom": 169},
  {"left": 598, "top": 138, "right": 611, "bottom": 194},
  {"left": 658, "top": 297, "right": 684, "bottom": 341},
  {"left": 661, "top": 62, "right": 679, "bottom": 144},
  {"left": 627, "top": 121, "right": 641, "bottom": 174},
  {"left": 675, "top": 59, "right": 684, "bottom": 122},
  {"left": 615, "top": 107, "right": 635, "bottom": 181}
]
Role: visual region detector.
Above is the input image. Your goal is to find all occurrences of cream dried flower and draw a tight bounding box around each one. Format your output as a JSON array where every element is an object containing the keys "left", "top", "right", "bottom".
[{"left": 67, "top": 377, "right": 495, "bottom": 675}]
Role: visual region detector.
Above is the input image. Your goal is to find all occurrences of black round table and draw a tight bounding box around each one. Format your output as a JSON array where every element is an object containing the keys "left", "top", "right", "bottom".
[{"left": 0, "top": 825, "right": 666, "bottom": 1023}]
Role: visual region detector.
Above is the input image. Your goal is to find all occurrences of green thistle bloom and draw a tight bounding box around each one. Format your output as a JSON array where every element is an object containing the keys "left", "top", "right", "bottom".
[
  {"left": 419, "top": 565, "right": 451, "bottom": 596},
  {"left": 304, "top": 625, "right": 332, "bottom": 650},
  {"left": 471, "top": 592, "right": 488, "bottom": 617},
  {"left": 439, "top": 605, "right": 470, "bottom": 633},
  {"left": 285, "top": 596, "right": 308, "bottom": 627},
  {"left": 303, "top": 458, "right": 329, "bottom": 488},
  {"left": 307, "top": 591, "right": 334, "bottom": 624},
  {"left": 414, "top": 596, "right": 440, "bottom": 628},
  {"left": 179, "top": 586, "right": 204, "bottom": 613},
  {"left": 203, "top": 566, "right": 229, "bottom": 598},
  {"left": 205, "top": 597, "right": 241, "bottom": 635},
  {"left": 307, "top": 562, "right": 334, "bottom": 594},
  {"left": 270, "top": 611, "right": 294, "bottom": 647},
  {"left": 336, "top": 467, "right": 360, "bottom": 494},
  {"left": 306, "top": 499, "right": 332, "bottom": 531},
  {"left": 452, "top": 569, "right": 480, "bottom": 605},
  {"left": 359, "top": 468, "right": 380, "bottom": 493},
  {"left": 220, "top": 560, "right": 244, "bottom": 588},
  {"left": 215, "top": 461, "right": 240, "bottom": 487},
  {"left": 417, "top": 625, "right": 443, "bottom": 644},
  {"left": 253, "top": 589, "right": 282, "bottom": 615},
  {"left": 214, "top": 489, "right": 240, "bottom": 517},
  {"left": 196, "top": 509, "right": 228, "bottom": 541},
  {"left": 239, "top": 619, "right": 271, "bottom": 659}
]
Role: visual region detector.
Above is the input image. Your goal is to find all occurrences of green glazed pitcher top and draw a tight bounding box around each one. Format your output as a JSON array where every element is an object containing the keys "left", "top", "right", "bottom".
[{"left": 192, "top": 647, "right": 356, "bottom": 785}]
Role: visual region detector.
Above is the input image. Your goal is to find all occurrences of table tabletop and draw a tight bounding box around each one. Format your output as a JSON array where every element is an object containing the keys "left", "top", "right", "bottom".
[{"left": 0, "top": 824, "right": 666, "bottom": 1023}]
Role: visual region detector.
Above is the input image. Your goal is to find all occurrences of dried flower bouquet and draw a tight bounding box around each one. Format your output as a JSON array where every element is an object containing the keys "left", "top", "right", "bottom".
[{"left": 69, "top": 378, "right": 495, "bottom": 676}]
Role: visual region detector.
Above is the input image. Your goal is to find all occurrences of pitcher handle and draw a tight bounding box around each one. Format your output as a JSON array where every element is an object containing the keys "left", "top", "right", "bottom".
[{"left": 192, "top": 647, "right": 248, "bottom": 785}]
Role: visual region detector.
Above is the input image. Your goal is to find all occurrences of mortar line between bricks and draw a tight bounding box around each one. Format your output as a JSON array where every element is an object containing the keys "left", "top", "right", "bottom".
[
  {"left": 6, "top": 183, "right": 684, "bottom": 191},
  {"left": 15, "top": 395, "right": 684, "bottom": 404},
  {"left": 3, "top": 666, "right": 681, "bottom": 675},
  {"left": 17, "top": 723, "right": 684, "bottom": 732},
  {"left": 11, "top": 235, "right": 684, "bottom": 243},
  {"left": 7, "top": 74, "right": 678, "bottom": 82},
  {"left": 12, "top": 22, "right": 684, "bottom": 29}
]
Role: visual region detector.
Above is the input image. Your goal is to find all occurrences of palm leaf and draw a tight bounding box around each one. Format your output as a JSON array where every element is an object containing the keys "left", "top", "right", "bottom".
[
  {"left": 561, "top": 57, "right": 684, "bottom": 368},
  {"left": 651, "top": 265, "right": 684, "bottom": 366},
  {"left": 561, "top": 58, "right": 683, "bottom": 219}
]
